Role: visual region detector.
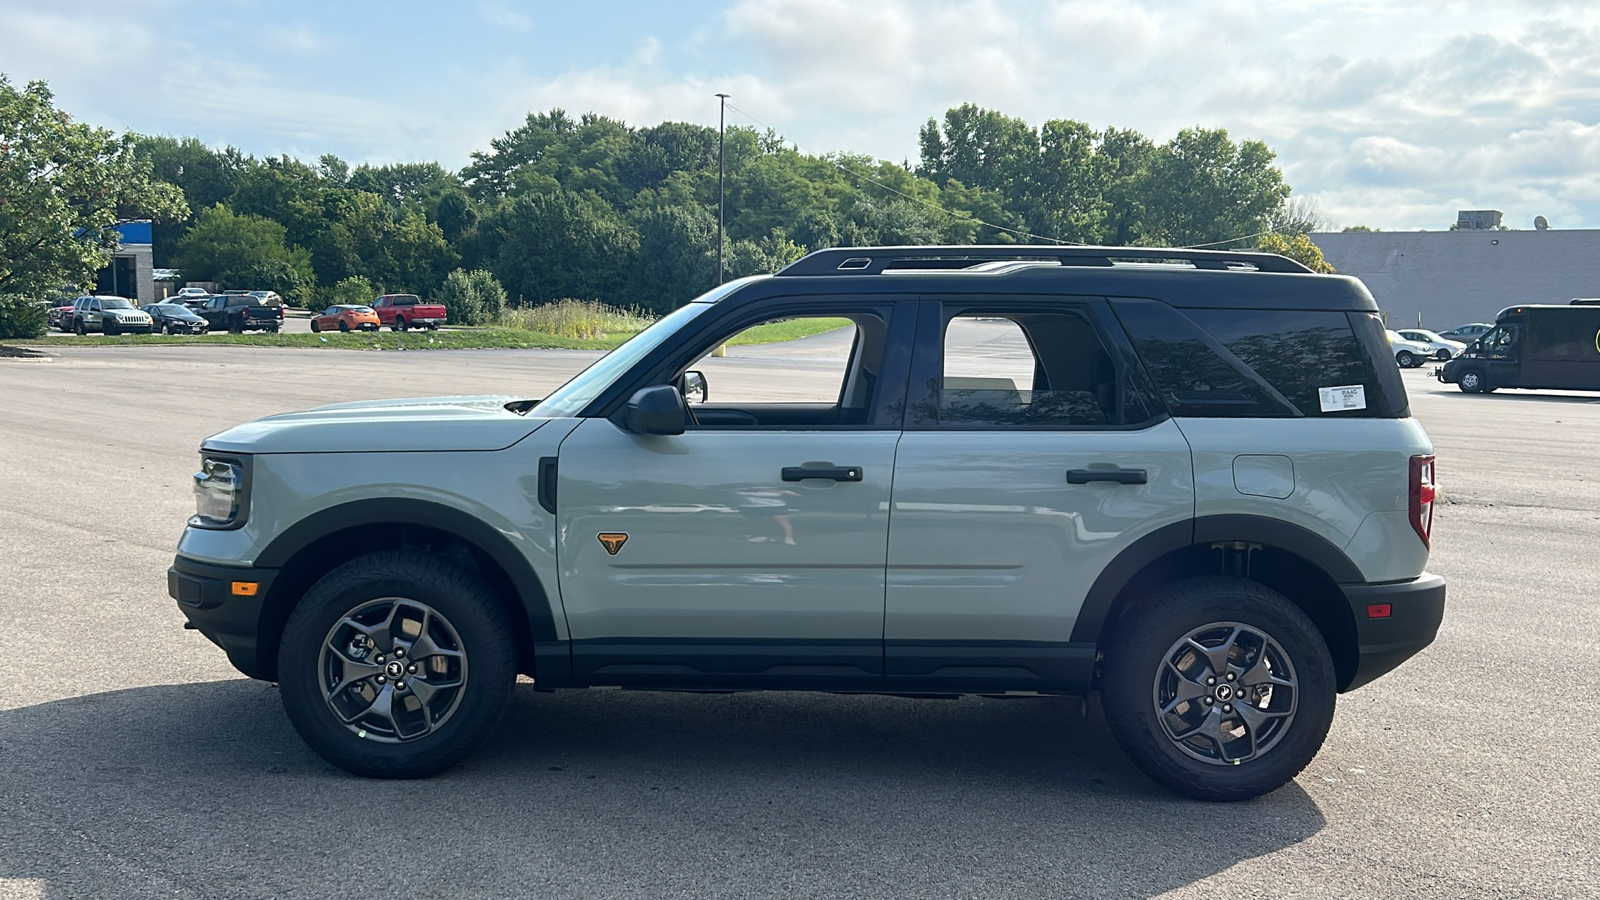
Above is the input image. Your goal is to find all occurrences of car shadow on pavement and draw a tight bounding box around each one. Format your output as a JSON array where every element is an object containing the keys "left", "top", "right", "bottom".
[{"left": 0, "top": 680, "right": 1325, "bottom": 899}]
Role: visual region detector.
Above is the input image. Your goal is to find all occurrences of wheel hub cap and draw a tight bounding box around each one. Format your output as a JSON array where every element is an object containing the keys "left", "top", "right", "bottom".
[
  {"left": 1152, "top": 621, "right": 1299, "bottom": 766},
  {"left": 317, "top": 597, "right": 469, "bottom": 743}
]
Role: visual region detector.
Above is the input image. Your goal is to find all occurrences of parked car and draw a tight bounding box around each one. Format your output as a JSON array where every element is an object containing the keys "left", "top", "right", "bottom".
[
  {"left": 72, "top": 296, "right": 153, "bottom": 335},
  {"left": 372, "top": 293, "right": 447, "bottom": 331},
  {"left": 169, "top": 244, "right": 1444, "bottom": 802},
  {"left": 198, "top": 293, "right": 283, "bottom": 333},
  {"left": 1394, "top": 329, "right": 1466, "bottom": 361},
  {"left": 247, "top": 291, "right": 284, "bottom": 306},
  {"left": 1438, "top": 304, "right": 1600, "bottom": 393},
  {"left": 145, "top": 302, "right": 210, "bottom": 335},
  {"left": 1385, "top": 329, "right": 1434, "bottom": 368},
  {"left": 1438, "top": 322, "right": 1493, "bottom": 342},
  {"left": 50, "top": 303, "right": 75, "bottom": 331},
  {"left": 310, "top": 305, "right": 380, "bottom": 333},
  {"left": 176, "top": 287, "right": 211, "bottom": 299}
]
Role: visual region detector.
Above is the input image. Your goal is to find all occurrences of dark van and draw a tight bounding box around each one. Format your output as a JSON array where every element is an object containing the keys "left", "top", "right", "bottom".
[{"left": 1438, "top": 304, "right": 1600, "bottom": 393}]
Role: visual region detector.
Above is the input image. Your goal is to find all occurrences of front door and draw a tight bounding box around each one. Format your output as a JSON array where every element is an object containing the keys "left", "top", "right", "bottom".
[
  {"left": 555, "top": 301, "right": 914, "bottom": 689},
  {"left": 884, "top": 299, "right": 1195, "bottom": 692}
]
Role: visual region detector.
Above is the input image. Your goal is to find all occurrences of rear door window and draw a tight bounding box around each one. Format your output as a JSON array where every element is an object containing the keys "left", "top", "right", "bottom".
[{"left": 934, "top": 306, "right": 1146, "bottom": 428}]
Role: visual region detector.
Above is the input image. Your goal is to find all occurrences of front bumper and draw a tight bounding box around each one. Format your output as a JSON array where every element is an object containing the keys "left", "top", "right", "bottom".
[
  {"left": 168, "top": 555, "right": 278, "bottom": 680},
  {"left": 1340, "top": 572, "right": 1446, "bottom": 691}
]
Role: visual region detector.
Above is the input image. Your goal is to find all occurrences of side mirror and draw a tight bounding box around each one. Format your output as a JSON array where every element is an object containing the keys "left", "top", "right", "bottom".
[
  {"left": 623, "top": 385, "right": 687, "bottom": 436},
  {"left": 678, "top": 370, "right": 708, "bottom": 404}
]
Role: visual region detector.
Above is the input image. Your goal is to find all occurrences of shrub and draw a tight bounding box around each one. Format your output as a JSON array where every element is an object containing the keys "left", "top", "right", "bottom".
[
  {"left": 331, "top": 276, "right": 377, "bottom": 307},
  {"left": 498, "top": 299, "right": 655, "bottom": 339},
  {"left": 437, "top": 269, "right": 508, "bottom": 326},
  {"left": 0, "top": 294, "right": 49, "bottom": 339}
]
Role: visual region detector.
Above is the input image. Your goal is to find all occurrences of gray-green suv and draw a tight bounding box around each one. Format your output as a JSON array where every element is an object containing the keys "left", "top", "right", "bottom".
[{"left": 168, "top": 246, "right": 1445, "bottom": 800}]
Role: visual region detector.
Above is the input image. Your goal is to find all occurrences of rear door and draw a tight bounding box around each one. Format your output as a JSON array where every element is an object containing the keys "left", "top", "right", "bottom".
[{"left": 884, "top": 297, "right": 1194, "bottom": 692}]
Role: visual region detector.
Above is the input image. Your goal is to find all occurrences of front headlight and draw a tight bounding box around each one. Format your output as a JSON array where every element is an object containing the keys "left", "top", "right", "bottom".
[{"left": 191, "top": 456, "right": 248, "bottom": 528}]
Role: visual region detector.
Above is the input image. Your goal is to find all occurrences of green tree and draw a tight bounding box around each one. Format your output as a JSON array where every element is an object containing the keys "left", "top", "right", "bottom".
[
  {"left": 172, "top": 204, "right": 315, "bottom": 302},
  {"left": 1256, "top": 232, "right": 1335, "bottom": 273},
  {"left": 331, "top": 275, "right": 375, "bottom": 306},
  {"left": 1140, "top": 127, "right": 1289, "bottom": 247},
  {"left": 631, "top": 204, "right": 715, "bottom": 312},
  {"left": 129, "top": 134, "right": 246, "bottom": 262},
  {"left": 436, "top": 268, "right": 508, "bottom": 325},
  {"left": 0, "top": 77, "right": 187, "bottom": 297},
  {"left": 479, "top": 187, "right": 639, "bottom": 305},
  {"left": 0, "top": 294, "right": 48, "bottom": 338}
]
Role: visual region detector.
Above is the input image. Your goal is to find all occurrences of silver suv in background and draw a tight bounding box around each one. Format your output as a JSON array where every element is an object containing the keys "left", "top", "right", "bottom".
[
  {"left": 72, "top": 296, "right": 153, "bottom": 335},
  {"left": 168, "top": 246, "right": 1445, "bottom": 801}
]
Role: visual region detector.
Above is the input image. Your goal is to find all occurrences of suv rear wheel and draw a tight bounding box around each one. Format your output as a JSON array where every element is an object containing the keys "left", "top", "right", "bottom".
[
  {"left": 278, "top": 551, "right": 517, "bottom": 778},
  {"left": 1099, "top": 577, "right": 1336, "bottom": 801}
]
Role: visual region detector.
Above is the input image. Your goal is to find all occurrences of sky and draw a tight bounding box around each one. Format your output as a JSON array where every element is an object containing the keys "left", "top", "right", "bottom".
[{"left": 4, "top": 0, "right": 1600, "bottom": 231}]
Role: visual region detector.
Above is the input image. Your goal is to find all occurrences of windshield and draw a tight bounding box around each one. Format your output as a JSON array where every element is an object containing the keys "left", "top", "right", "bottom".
[{"left": 532, "top": 303, "right": 710, "bottom": 417}]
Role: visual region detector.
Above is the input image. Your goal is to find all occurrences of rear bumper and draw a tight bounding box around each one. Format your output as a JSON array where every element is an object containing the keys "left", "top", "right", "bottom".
[
  {"left": 168, "top": 555, "right": 278, "bottom": 680},
  {"left": 1340, "top": 572, "right": 1446, "bottom": 691}
]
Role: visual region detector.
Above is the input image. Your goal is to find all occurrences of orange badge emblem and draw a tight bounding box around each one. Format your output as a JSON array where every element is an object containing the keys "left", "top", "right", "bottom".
[{"left": 597, "top": 533, "right": 629, "bottom": 555}]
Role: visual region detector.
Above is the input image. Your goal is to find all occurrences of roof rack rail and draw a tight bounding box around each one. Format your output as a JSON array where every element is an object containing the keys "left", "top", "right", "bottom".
[{"left": 776, "top": 245, "right": 1313, "bottom": 276}]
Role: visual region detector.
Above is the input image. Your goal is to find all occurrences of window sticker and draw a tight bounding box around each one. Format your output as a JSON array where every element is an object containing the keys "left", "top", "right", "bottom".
[{"left": 1318, "top": 385, "right": 1367, "bottom": 412}]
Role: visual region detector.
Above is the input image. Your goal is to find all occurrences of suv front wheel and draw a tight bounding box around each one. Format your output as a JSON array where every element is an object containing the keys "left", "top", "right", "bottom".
[
  {"left": 278, "top": 551, "right": 517, "bottom": 778},
  {"left": 1099, "top": 577, "right": 1336, "bottom": 801}
]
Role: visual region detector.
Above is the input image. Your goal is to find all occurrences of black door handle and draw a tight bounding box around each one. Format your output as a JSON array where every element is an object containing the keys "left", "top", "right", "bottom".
[
  {"left": 782, "top": 466, "right": 863, "bottom": 482},
  {"left": 1067, "top": 468, "right": 1147, "bottom": 485}
]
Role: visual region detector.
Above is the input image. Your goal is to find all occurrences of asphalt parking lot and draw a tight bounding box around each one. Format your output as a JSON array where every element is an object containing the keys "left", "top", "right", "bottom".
[{"left": 1, "top": 345, "right": 1597, "bottom": 899}]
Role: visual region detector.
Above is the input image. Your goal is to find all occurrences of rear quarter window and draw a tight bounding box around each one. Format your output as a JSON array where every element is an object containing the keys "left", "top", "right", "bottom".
[{"left": 1112, "top": 299, "right": 1407, "bottom": 418}]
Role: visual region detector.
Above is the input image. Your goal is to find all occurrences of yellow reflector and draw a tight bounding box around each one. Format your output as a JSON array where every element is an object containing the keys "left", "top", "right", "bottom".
[{"left": 231, "top": 582, "right": 259, "bottom": 597}]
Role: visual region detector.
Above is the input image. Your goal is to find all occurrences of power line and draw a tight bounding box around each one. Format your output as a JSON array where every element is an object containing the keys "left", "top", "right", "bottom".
[{"left": 722, "top": 103, "right": 1083, "bottom": 247}]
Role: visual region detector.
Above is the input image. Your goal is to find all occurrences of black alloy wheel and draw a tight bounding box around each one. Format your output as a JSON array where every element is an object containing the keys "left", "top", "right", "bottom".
[
  {"left": 339, "top": 321, "right": 350, "bottom": 332},
  {"left": 1099, "top": 577, "right": 1336, "bottom": 801},
  {"left": 310, "top": 320, "right": 321, "bottom": 333},
  {"left": 278, "top": 551, "right": 517, "bottom": 778}
]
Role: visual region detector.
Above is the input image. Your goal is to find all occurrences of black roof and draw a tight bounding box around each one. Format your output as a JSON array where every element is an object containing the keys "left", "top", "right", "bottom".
[{"left": 718, "top": 246, "right": 1380, "bottom": 312}]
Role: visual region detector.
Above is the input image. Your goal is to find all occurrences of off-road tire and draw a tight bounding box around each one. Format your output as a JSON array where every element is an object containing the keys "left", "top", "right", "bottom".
[
  {"left": 1099, "top": 577, "right": 1337, "bottom": 801},
  {"left": 278, "top": 551, "right": 517, "bottom": 778}
]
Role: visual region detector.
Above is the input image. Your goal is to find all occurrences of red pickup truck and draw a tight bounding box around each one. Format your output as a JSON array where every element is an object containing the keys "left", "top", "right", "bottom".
[{"left": 371, "top": 294, "right": 447, "bottom": 331}]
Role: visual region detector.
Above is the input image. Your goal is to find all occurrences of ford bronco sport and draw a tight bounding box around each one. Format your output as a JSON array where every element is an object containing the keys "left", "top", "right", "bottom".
[{"left": 168, "top": 246, "right": 1445, "bottom": 800}]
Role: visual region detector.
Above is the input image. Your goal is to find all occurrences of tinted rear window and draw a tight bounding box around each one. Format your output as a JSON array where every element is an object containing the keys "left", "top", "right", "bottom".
[{"left": 1112, "top": 299, "right": 1406, "bottom": 418}]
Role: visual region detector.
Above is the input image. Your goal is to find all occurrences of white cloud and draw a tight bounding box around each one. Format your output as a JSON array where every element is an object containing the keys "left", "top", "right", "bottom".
[
  {"left": 480, "top": 2, "right": 534, "bottom": 32},
  {"left": 4, "top": 0, "right": 1600, "bottom": 230}
]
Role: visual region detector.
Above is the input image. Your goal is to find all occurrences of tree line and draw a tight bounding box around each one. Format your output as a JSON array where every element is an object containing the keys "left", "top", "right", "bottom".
[{"left": 3, "top": 73, "right": 1331, "bottom": 337}]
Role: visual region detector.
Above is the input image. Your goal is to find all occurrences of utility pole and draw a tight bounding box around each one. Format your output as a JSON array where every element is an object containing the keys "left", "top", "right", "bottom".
[{"left": 716, "top": 93, "right": 729, "bottom": 286}]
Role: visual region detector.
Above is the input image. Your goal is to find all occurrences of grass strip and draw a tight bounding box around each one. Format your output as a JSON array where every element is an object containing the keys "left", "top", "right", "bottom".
[
  {"left": 725, "top": 317, "right": 852, "bottom": 345},
  {"left": 20, "top": 328, "right": 638, "bottom": 351}
]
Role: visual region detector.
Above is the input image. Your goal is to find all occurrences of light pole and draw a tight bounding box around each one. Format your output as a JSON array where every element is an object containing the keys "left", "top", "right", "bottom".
[{"left": 716, "top": 92, "right": 729, "bottom": 286}]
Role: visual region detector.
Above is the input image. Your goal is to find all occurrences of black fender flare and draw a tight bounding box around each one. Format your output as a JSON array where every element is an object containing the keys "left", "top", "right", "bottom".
[
  {"left": 255, "top": 498, "right": 559, "bottom": 643},
  {"left": 1070, "top": 515, "right": 1364, "bottom": 644}
]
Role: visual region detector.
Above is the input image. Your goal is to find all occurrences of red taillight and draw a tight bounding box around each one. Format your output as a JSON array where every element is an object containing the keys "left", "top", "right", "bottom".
[{"left": 1409, "top": 455, "right": 1436, "bottom": 548}]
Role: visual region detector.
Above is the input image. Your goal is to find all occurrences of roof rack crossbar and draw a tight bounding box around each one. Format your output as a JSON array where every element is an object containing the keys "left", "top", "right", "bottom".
[{"left": 776, "top": 245, "right": 1314, "bottom": 276}]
